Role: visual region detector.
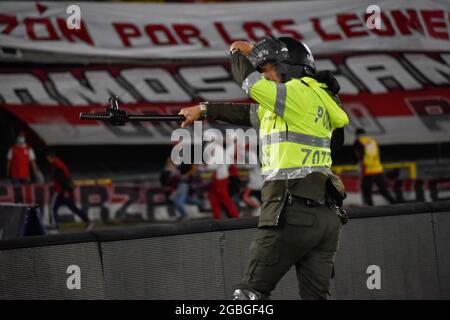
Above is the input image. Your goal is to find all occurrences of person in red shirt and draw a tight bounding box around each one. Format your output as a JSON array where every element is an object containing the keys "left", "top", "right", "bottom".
[
  {"left": 6, "top": 132, "right": 40, "bottom": 185},
  {"left": 47, "top": 152, "right": 94, "bottom": 231}
]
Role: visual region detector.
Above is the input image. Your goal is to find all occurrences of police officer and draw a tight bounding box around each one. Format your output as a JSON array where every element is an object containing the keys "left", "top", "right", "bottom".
[{"left": 179, "top": 36, "right": 349, "bottom": 300}]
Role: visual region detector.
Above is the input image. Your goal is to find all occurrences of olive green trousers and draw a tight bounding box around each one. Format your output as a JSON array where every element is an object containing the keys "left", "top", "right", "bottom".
[{"left": 236, "top": 198, "right": 342, "bottom": 300}]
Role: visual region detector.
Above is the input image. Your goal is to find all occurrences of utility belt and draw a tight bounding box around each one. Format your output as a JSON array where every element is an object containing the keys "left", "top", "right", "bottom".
[
  {"left": 284, "top": 192, "right": 349, "bottom": 225},
  {"left": 285, "top": 193, "right": 319, "bottom": 207}
]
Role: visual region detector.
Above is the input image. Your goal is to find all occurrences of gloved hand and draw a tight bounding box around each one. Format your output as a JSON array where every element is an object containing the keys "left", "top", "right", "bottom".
[{"left": 313, "top": 70, "right": 340, "bottom": 95}]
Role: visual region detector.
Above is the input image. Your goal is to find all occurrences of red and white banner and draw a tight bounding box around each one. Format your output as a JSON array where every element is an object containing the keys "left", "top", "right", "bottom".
[
  {"left": 0, "top": 1, "right": 449, "bottom": 145},
  {"left": 1, "top": 51, "right": 450, "bottom": 145},
  {"left": 0, "top": 0, "right": 449, "bottom": 60}
]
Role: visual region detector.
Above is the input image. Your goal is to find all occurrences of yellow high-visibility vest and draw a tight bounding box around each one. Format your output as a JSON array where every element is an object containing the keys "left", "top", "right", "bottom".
[
  {"left": 243, "top": 72, "right": 349, "bottom": 181},
  {"left": 358, "top": 136, "right": 384, "bottom": 175}
]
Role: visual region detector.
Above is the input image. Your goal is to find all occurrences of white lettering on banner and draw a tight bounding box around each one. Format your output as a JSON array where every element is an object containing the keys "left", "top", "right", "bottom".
[
  {"left": 343, "top": 102, "right": 385, "bottom": 135},
  {"left": 0, "top": 1, "right": 449, "bottom": 61},
  {"left": 120, "top": 68, "right": 191, "bottom": 102},
  {"left": 178, "top": 66, "right": 245, "bottom": 101},
  {"left": 404, "top": 54, "right": 450, "bottom": 85},
  {"left": 315, "top": 59, "right": 359, "bottom": 94},
  {"left": 405, "top": 96, "right": 450, "bottom": 132},
  {"left": 346, "top": 55, "right": 423, "bottom": 93},
  {"left": 1, "top": 53, "right": 448, "bottom": 106},
  {"left": 48, "top": 71, "right": 136, "bottom": 105},
  {"left": 0, "top": 52, "right": 449, "bottom": 146},
  {"left": 0, "top": 74, "right": 58, "bottom": 105},
  {"left": 66, "top": 265, "right": 81, "bottom": 290}
]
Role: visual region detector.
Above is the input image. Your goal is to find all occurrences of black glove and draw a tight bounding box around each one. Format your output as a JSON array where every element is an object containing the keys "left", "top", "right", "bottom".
[{"left": 313, "top": 70, "right": 340, "bottom": 95}]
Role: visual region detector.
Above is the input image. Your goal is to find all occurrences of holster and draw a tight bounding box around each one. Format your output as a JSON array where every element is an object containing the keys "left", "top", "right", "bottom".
[
  {"left": 325, "top": 175, "right": 346, "bottom": 208},
  {"left": 325, "top": 175, "right": 348, "bottom": 225}
]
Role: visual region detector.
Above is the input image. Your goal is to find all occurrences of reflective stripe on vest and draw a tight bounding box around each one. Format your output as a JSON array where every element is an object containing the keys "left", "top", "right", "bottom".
[
  {"left": 261, "top": 131, "right": 331, "bottom": 149},
  {"left": 242, "top": 71, "right": 263, "bottom": 94},
  {"left": 244, "top": 72, "right": 287, "bottom": 118},
  {"left": 274, "top": 82, "right": 287, "bottom": 117},
  {"left": 262, "top": 166, "right": 333, "bottom": 181}
]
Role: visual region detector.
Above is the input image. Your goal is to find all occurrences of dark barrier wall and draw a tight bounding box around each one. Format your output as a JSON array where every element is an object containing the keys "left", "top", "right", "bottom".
[
  {"left": 0, "top": 204, "right": 46, "bottom": 240},
  {"left": 0, "top": 242, "right": 105, "bottom": 299},
  {"left": 1, "top": 201, "right": 450, "bottom": 300},
  {"left": 0, "top": 204, "right": 28, "bottom": 240}
]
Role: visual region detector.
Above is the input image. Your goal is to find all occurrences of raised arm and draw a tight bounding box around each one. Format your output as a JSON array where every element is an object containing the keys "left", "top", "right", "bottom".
[{"left": 178, "top": 41, "right": 257, "bottom": 128}]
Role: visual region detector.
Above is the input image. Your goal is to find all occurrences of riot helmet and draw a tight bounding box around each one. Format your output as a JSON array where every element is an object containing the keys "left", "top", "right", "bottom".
[{"left": 248, "top": 36, "right": 316, "bottom": 82}]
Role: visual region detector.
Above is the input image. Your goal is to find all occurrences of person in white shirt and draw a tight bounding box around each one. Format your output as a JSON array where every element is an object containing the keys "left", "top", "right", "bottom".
[{"left": 205, "top": 137, "right": 240, "bottom": 219}]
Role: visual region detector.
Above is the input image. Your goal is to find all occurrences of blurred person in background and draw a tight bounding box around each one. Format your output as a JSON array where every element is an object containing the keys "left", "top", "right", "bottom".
[
  {"left": 354, "top": 128, "right": 396, "bottom": 206},
  {"left": 227, "top": 137, "right": 244, "bottom": 209},
  {"left": 160, "top": 156, "right": 178, "bottom": 217},
  {"left": 228, "top": 163, "right": 243, "bottom": 209},
  {"left": 241, "top": 144, "right": 262, "bottom": 210},
  {"left": 204, "top": 137, "right": 240, "bottom": 220},
  {"left": 6, "top": 131, "right": 43, "bottom": 185},
  {"left": 174, "top": 162, "right": 205, "bottom": 220},
  {"left": 47, "top": 152, "right": 94, "bottom": 231}
]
